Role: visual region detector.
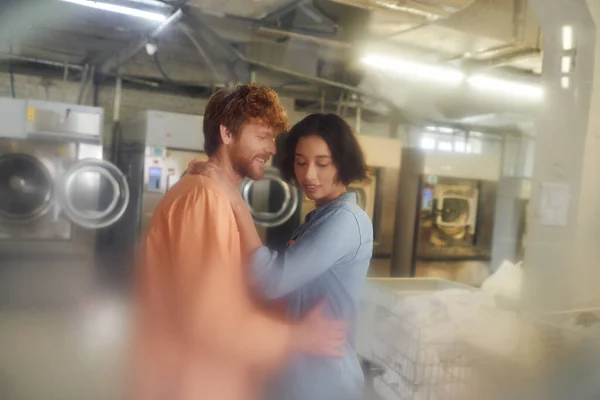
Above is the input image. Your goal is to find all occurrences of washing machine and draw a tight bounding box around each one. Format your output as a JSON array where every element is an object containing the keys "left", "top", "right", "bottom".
[
  {"left": 432, "top": 187, "right": 479, "bottom": 240},
  {"left": 0, "top": 98, "right": 129, "bottom": 308},
  {"left": 238, "top": 166, "right": 301, "bottom": 250},
  {"left": 299, "top": 167, "right": 378, "bottom": 223},
  {"left": 239, "top": 167, "right": 300, "bottom": 228}
]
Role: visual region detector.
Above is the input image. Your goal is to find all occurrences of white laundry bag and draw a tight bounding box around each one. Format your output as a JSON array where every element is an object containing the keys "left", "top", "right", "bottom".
[{"left": 481, "top": 260, "right": 523, "bottom": 303}]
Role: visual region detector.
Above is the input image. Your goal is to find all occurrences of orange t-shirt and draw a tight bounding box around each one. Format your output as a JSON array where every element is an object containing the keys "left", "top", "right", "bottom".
[{"left": 128, "top": 174, "right": 290, "bottom": 400}]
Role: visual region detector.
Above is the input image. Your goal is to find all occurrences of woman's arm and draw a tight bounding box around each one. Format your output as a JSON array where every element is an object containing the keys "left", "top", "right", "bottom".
[{"left": 251, "top": 208, "right": 363, "bottom": 300}]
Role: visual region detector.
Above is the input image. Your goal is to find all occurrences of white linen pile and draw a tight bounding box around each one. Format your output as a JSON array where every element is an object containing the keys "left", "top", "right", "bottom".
[{"left": 370, "top": 262, "right": 543, "bottom": 400}]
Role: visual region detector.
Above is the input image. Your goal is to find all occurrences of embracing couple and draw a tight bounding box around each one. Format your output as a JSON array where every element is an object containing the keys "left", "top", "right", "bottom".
[{"left": 129, "top": 84, "right": 373, "bottom": 400}]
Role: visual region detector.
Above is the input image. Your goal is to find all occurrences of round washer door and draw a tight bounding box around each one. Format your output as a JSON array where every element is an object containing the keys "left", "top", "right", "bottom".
[
  {"left": 240, "top": 169, "right": 298, "bottom": 228},
  {"left": 59, "top": 159, "right": 129, "bottom": 229},
  {"left": 0, "top": 153, "right": 54, "bottom": 222}
]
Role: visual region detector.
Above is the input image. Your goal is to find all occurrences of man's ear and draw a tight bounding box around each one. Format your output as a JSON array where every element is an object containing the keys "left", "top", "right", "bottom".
[{"left": 220, "top": 125, "right": 233, "bottom": 145}]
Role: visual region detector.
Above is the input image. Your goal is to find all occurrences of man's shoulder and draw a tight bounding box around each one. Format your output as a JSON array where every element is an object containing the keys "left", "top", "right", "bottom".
[{"left": 159, "top": 175, "right": 230, "bottom": 212}]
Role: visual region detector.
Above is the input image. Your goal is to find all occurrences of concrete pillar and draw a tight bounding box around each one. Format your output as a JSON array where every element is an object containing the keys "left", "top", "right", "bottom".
[
  {"left": 490, "top": 135, "right": 533, "bottom": 271},
  {"left": 490, "top": 177, "right": 531, "bottom": 271},
  {"left": 390, "top": 148, "right": 425, "bottom": 277},
  {"left": 524, "top": 0, "right": 598, "bottom": 311}
]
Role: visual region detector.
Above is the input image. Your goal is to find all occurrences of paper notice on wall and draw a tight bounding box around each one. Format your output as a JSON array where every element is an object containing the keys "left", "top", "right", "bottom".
[{"left": 540, "top": 182, "right": 570, "bottom": 227}]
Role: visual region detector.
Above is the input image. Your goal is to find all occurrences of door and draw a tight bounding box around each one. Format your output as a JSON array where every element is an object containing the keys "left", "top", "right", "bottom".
[
  {"left": 239, "top": 168, "right": 299, "bottom": 228},
  {"left": 59, "top": 158, "right": 129, "bottom": 229}
]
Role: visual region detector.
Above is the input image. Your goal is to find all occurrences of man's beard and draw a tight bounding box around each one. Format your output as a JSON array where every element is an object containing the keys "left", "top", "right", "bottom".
[{"left": 230, "top": 147, "right": 265, "bottom": 181}]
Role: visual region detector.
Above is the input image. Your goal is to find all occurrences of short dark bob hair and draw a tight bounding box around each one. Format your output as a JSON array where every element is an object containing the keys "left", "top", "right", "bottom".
[{"left": 279, "top": 113, "right": 368, "bottom": 186}]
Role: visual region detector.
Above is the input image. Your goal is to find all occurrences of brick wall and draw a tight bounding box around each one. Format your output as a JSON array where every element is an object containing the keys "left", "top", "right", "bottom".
[
  {"left": 0, "top": 70, "right": 395, "bottom": 147},
  {"left": 0, "top": 71, "right": 209, "bottom": 144}
]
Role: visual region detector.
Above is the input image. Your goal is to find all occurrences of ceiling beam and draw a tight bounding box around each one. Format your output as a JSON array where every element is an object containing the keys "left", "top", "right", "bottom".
[
  {"left": 184, "top": 11, "right": 396, "bottom": 110},
  {"left": 260, "top": 0, "right": 313, "bottom": 21}
]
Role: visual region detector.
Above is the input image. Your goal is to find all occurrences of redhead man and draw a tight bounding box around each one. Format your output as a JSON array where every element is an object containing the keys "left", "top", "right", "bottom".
[{"left": 129, "top": 85, "right": 346, "bottom": 400}]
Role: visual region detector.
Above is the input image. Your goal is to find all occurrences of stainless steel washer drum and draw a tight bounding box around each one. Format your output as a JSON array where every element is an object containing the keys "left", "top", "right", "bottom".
[
  {"left": 240, "top": 168, "right": 299, "bottom": 228},
  {"left": 0, "top": 153, "right": 54, "bottom": 222},
  {"left": 58, "top": 158, "right": 130, "bottom": 229}
]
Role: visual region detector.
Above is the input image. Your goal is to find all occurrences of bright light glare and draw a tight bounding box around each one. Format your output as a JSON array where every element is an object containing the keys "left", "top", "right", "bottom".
[
  {"left": 561, "top": 76, "right": 570, "bottom": 89},
  {"left": 438, "top": 127, "right": 454, "bottom": 134},
  {"left": 420, "top": 137, "right": 436, "bottom": 150},
  {"left": 361, "top": 55, "right": 465, "bottom": 84},
  {"left": 80, "top": 298, "right": 127, "bottom": 350},
  {"left": 59, "top": 0, "right": 167, "bottom": 21},
  {"left": 438, "top": 141, "right": 453, "bottom": 152},
  {"left": 454, "top": 141, "right": 466, "bottom": 152},
  {"left": 562, "top": 25, "right": 574, "bottom": 51},
  {"left": 561, "top": 56, "right": 572, "bottom": 73},
  {"left": 468, "top": 75, "right": 544, "bottom": 99}
]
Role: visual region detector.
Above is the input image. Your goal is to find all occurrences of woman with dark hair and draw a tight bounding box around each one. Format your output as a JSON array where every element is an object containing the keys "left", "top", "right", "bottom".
[{"left": 200, "top": 113, "right": 373, "bottom": 400}]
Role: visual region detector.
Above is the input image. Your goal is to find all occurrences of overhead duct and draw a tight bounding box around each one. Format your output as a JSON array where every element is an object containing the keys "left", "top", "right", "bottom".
[
  {"left": 358, "top": 68, "right": 540, "bottom": 133},
  {"left": 184, "top": 0, "right": 292, "bottom": 18},
  {"left": 328, "top": 0, "right": 477, "bottom": 21},
  {"left": 332, "top": 0, "right": 541, "bottom": 73},
  {"left": 310, "top": 0, "right": 371, "bottom": 86}
]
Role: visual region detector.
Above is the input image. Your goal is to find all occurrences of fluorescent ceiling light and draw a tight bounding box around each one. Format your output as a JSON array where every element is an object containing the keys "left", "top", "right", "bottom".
[
  {"left": 363, "top": 53, "right": 544, "bottom": 99},
  {"left": 468, "top": 75, "right": 544, "bottom": 99},
  {"left": 361, "top": 55, "right": 465, "bottom": 84},
  {"left": 562, "top": 25, "right": 574, "bottom": 51},
  {"left": 561, "top": 56, "right": 572, "bottom": 73},
  {"left": 438, "top": 127, "right": 454, "bottom": 134},
  {"left": 59, "top": 0, "right": 166, "bottom": 21},
  {"left": 561, "top": 76, "right": 570, "bottom": 89}
]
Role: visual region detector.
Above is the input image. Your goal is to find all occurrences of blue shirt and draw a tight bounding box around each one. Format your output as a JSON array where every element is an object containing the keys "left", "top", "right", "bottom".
[{"left": 251, "top": 192, "right": 374, "bottom": 400}]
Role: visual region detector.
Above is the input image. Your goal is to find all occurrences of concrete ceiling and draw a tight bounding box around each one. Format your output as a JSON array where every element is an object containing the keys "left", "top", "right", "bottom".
[{"left": 0, "top": 0, "right": 544, "bottom": 134}]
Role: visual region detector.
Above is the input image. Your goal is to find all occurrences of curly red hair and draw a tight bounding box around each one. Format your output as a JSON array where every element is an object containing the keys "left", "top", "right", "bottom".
[{"left": 203, "top": 84, "right": 290, "bottom": 156}]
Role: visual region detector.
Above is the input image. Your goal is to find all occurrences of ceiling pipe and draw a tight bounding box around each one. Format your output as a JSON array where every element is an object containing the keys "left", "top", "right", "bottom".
[
  {"left": 243, "top": 57, "right": 394, "bottom": 107},
  {"left": 329, "top": 0, "right": 476, "bottom": 41},
  {"left": 197, "top": 0, "right": 338, "bottom": 37},
  {"left": 261, "top": 0, "right": 313, "bottom": 21},
  {"left": 185, "top": 11, "right": 395, "bottom": 108},
  {"left": 465, "top": 48, "right": 541, "bottom": 71},
  {"left": 0, "top": 54, "right": 163, "bottom": 87},
  {"left": 256, "top": 27, "right": 352, "bottom": 48},
  {"left": 445, "top": 0, "right": 540, "bottom": 69},
  {"left": 76, "top": 64, "right": 90, "bottom": 104},
  {"left": 0, "top": 53, "right": 83, "bottom": 71},
  {"left": 178, "top": 21, "right": 221, "bottom": 79},
  {"left": 95, "top": 8, "right": 184, "bottom": 74},
  {"left": 78, "top": 64, "right": 95, "bottom": 105}
]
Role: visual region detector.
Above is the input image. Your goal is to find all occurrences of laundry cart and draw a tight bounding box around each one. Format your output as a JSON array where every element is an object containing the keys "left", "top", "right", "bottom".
[
  {"left": 358, "top": 278, "right": 596, "bottom": 400},
  {"left": 357, "top": 278, "right": 475, "bottom": 400}
]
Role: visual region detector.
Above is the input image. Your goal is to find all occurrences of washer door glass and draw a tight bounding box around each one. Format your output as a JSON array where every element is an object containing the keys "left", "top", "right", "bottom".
[
  {"left": 438, "top": 197, "right": 470, "bottom": 226},
  {"left": 0, "top": 153, "right": 53, "bottom": 221},
  {"left": 60, "top": 159, "right": 129, "bottom": 229},
  {"left": 240, "top": 169, "right": 298, "bottom": 228}
]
